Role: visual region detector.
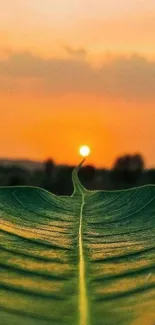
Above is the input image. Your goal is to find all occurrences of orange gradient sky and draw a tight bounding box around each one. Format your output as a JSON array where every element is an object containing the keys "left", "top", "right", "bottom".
[{"left": 0, "top": 1, "right": 155, "bottom": 167}]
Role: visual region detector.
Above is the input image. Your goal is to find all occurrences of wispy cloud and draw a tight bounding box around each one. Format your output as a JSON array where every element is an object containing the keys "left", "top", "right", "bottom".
[
  {"left": 0, "top": 51, "right": 155, "bottom": 100},
  {"left": 63, "top": 46, "right": 87, "bottom": 59}
]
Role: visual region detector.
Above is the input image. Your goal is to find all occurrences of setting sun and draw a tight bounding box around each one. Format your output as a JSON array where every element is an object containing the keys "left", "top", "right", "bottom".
[{"left": 79, "top": 145, "right": 91, "bottom": 157}]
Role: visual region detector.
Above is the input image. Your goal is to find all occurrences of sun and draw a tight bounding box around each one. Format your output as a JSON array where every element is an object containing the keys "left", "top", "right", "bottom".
[{"left": 79, "top": 145, "right": 91, "bottom": 157}]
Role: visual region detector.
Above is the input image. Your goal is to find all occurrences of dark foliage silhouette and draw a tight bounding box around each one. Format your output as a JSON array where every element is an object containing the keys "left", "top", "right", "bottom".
[
  {"left": 111, "top": 154, "right": 145, "bottom": 189},
  {"left": 0, "top": 154, "right": 154, "bottom": 194}
]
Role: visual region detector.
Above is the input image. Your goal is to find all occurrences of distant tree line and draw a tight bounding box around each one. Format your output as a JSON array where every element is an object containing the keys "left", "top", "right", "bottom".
[{"left": 0, "top": 154, "right": 155, "bottom": 195}]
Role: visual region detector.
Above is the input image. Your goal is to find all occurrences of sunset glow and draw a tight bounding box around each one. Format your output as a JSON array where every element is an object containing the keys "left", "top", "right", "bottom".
[{"left": 0, "top": 1, "right": 155, "bottom": 167}]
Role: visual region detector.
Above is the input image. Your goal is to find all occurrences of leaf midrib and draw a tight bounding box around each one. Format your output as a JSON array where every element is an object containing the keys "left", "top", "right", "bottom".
[{"left": 79, "top": 190, "right": 88, "bottom": 325}]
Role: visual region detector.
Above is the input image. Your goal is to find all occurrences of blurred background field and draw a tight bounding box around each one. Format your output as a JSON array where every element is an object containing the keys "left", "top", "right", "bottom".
[{"left": 0, "top": 154, "right": 154, "bottom": 195}]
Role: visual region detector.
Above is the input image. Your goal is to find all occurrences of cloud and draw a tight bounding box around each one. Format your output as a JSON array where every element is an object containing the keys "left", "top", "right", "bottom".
[
  {"left": 0, "top": 51, "right": 155, "bottom": 100},
  {"left": 63, "top": 46, "right": 87, "bottom": 59}
]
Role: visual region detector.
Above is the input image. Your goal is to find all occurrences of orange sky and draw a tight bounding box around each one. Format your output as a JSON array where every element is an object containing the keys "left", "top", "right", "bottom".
[{"left": 0, "top": 1, "right": 155, "bottom": 167}]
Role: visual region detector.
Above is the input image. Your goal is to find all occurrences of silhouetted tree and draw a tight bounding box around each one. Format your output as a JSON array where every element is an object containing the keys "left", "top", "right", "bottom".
[
  {"left": 113, "top": 154, "right": 144, "bottom": 173},
  {"left": 41, "top": 158, "right": 55, "bottom": 192},
  {"left": 44, "top": 158, "right": 54, "bottom": 176},
  {"left": 111, "top": 154, "right": 145, "bottom": 188}
]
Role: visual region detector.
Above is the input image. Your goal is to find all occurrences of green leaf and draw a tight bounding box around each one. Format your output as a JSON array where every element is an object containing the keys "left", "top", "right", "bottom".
[{"left": 0, "top": 163, "right": 155, "bottom": 325}]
